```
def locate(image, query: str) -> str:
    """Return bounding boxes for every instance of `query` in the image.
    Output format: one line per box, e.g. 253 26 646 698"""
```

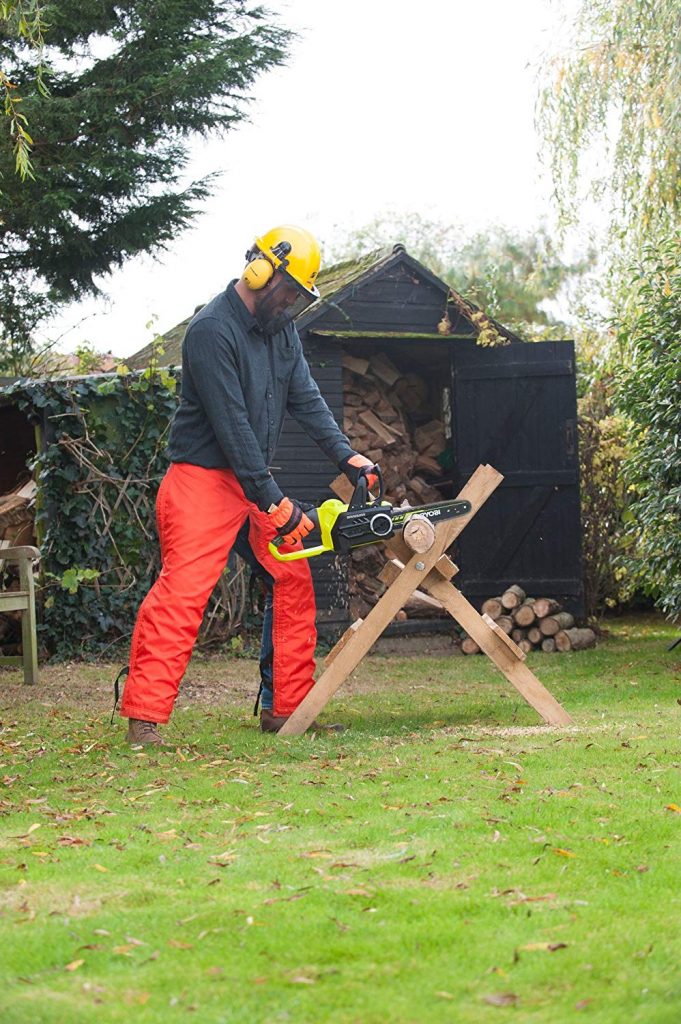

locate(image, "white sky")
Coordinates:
40 0 571 358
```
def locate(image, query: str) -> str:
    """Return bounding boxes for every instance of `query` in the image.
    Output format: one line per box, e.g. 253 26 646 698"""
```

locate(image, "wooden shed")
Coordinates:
128 244 583 632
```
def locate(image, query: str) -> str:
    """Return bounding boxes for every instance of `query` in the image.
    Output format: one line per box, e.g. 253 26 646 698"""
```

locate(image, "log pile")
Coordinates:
339 352 450 622
342 352 448 506
0 478 37 649
462 585 596 654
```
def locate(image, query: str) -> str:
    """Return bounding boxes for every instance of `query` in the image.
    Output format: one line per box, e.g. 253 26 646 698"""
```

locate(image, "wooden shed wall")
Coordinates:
305 260 475 337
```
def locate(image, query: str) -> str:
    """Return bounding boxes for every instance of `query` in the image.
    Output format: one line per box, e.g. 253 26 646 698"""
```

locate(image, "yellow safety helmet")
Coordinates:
243 225 321 304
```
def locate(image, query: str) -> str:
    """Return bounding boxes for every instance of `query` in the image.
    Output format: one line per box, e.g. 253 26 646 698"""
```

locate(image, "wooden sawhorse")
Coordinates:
279 464 572 735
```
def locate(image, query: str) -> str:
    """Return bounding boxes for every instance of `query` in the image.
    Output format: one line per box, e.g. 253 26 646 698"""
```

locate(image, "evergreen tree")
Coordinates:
0 1 291 369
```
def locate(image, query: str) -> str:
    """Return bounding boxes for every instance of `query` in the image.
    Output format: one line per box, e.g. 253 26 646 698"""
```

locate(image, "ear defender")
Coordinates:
242 256 274 290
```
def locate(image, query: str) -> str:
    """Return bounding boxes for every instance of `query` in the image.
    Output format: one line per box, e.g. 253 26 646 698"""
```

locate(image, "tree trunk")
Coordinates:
501 584 526 610
533 597 561 619
461 636 481 655
555 627 597 652
513 600 536 627
481 597 503 620
539 611 576 637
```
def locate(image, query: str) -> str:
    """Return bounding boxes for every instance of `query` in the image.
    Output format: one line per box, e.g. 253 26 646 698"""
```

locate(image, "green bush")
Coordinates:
577 376 633 618
615 237 681 621
7 369 179 658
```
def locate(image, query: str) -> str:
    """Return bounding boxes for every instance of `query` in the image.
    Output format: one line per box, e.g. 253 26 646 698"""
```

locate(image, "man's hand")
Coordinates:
267 496 315 545
340 453 380 491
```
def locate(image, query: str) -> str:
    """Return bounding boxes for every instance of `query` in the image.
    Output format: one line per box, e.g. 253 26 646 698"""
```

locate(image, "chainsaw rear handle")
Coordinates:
269 499 347 561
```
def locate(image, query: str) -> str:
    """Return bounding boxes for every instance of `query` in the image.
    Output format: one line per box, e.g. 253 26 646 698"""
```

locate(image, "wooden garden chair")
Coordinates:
0 545 41 684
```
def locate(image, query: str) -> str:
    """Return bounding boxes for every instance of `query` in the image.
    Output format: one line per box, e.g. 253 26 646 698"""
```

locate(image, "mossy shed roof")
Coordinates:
125 245 517 370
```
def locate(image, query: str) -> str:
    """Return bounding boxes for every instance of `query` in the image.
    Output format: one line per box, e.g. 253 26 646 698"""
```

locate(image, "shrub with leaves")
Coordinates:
615 237 681 621
5 366 248 658
577 376 632 618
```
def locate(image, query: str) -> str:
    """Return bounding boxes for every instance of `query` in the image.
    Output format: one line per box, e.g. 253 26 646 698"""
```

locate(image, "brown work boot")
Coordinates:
126 718 165 745
260 709 344 735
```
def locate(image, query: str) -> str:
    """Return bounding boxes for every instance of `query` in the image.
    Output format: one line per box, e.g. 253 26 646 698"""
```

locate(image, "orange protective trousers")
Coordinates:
120 462 316 722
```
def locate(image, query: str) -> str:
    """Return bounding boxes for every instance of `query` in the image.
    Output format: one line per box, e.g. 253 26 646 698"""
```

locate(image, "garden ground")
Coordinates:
0 614 680 1023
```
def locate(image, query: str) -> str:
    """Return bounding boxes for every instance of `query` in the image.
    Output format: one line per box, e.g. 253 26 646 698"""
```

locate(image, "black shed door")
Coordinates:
450 339 583 613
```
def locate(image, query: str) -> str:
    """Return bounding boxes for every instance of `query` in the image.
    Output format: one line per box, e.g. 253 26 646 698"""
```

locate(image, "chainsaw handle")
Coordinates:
269 504 320 550
268 498 346 561
349 464 383 510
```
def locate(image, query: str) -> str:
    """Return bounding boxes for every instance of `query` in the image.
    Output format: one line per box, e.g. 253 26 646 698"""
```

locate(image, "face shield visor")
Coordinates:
254 268 320 335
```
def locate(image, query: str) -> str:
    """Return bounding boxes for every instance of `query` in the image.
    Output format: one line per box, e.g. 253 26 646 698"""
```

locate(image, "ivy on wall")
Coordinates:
4 367 248 660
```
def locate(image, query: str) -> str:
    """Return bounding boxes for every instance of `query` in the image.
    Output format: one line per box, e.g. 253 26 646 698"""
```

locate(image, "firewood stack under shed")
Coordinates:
338 352 450 622
462 585 596 654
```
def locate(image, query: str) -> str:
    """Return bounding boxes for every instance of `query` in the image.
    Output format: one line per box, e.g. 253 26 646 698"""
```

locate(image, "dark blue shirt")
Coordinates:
166 281 353 510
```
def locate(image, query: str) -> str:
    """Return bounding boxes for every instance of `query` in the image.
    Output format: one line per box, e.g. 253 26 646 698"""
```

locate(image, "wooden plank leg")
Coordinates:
278 552 439 735
421 576 573 726
19 556 38 685
279 464 505 736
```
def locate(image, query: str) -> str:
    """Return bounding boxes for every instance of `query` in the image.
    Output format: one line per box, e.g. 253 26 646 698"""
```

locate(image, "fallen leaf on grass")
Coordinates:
124 990 150 1006
65 959 84 972
553 848 576 858
665 803 681 814
518 942 568 953
22 823 42 836
92 863 108 873
290 975 316 985
168 939 193 949
58 835 91 847
435 991 454 999
113 945 135 956
300 850 332 859
483 992 518 1006
345 887 373 897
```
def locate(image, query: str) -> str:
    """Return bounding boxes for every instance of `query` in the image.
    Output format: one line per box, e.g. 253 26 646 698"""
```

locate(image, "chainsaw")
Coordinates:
268 466 471 562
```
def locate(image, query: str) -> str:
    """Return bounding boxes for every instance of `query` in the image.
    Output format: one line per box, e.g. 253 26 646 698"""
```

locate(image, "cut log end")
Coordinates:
402 514 436 554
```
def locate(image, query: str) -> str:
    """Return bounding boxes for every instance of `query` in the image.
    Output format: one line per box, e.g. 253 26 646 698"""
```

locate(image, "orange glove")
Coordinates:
340 454 380 491
267 496 315 545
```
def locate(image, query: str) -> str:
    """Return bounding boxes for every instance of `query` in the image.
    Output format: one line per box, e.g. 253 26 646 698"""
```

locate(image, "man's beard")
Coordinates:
253 286 293 336
255 307 293 336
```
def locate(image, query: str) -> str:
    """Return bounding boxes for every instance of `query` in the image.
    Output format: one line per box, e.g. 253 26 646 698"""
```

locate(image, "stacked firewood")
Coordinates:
0 478 37 649
342 352 447 506
339 352 449 621
462 584 596 654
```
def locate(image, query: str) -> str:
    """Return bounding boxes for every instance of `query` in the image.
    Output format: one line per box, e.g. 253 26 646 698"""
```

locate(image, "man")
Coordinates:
120 225 374 743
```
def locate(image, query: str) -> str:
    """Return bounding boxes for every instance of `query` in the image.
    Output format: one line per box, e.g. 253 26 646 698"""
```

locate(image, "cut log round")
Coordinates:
461 636 481 655
555 627 597 652
541 638 556 653
501 585 526 610
496 615 514 635
527 626 542 645
533 597 561 619
402 514 436 553
539 612 576 637
511 628 526 644
481 597 503 620
518 639 533 655
513 601 536 628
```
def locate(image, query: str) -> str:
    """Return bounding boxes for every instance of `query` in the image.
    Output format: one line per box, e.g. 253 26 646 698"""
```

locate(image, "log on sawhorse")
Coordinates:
278 464 573 736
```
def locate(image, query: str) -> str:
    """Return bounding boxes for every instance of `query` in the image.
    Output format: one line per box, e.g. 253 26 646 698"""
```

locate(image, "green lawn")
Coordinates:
1 614 680 1023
